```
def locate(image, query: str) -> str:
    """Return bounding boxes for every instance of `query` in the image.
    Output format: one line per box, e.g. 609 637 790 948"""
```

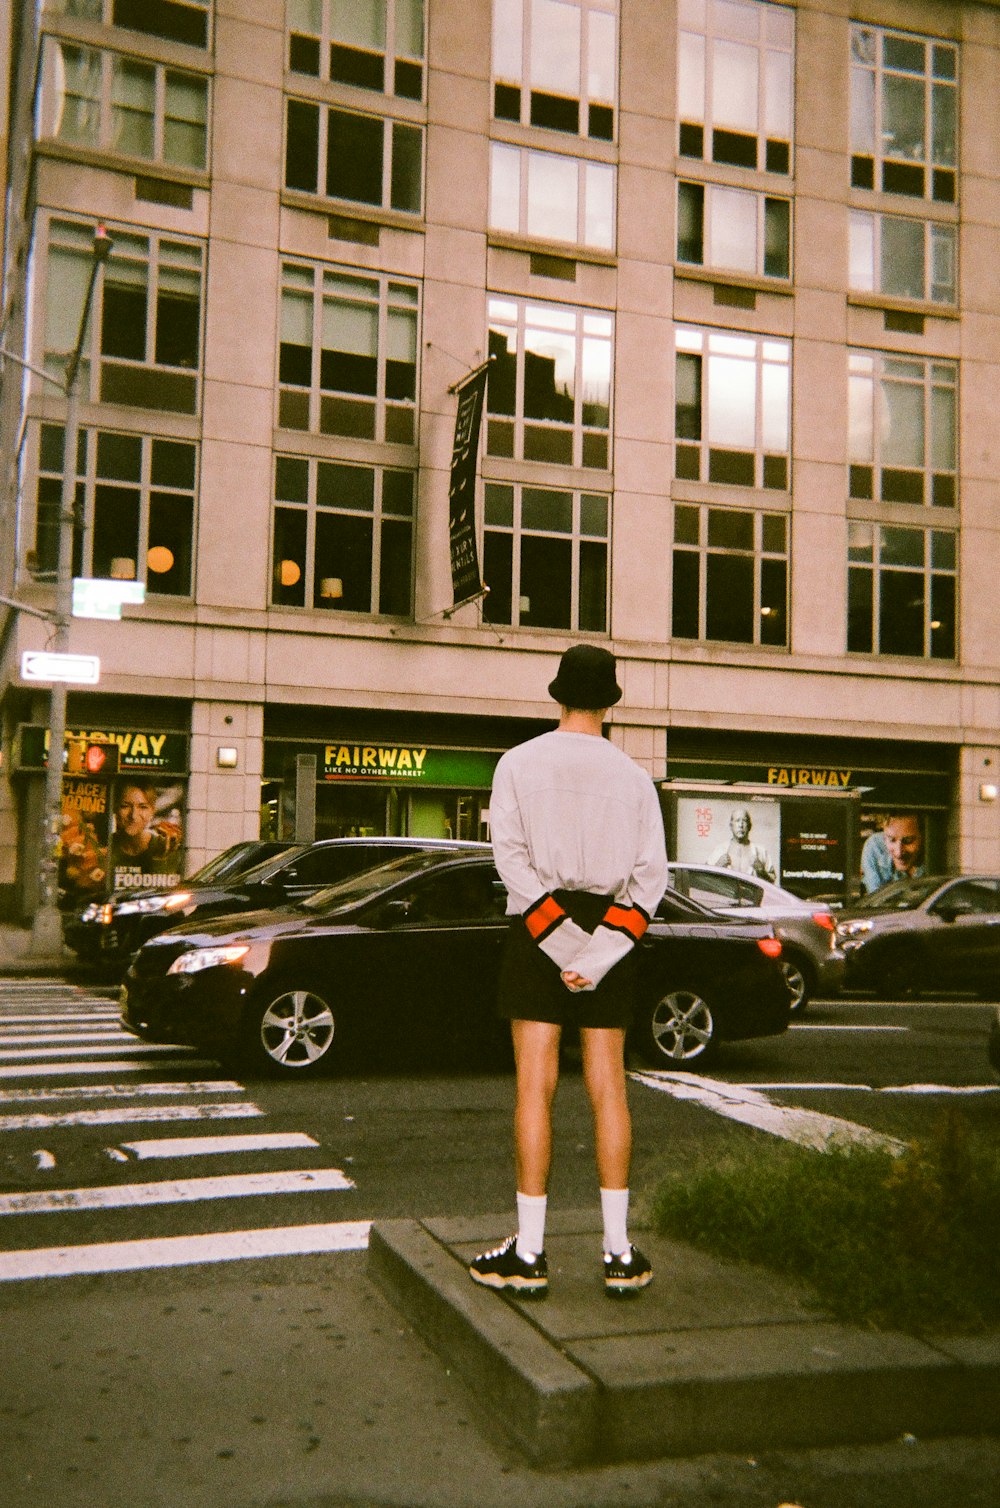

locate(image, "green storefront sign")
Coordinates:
322 742 500 786
15 724 189 775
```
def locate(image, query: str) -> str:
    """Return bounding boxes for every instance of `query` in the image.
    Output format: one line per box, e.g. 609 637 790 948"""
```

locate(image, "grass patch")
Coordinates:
647 1106 1000 1335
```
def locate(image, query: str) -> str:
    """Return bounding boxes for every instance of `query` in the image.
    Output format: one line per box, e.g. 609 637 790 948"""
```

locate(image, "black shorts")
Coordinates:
496 890 638 1031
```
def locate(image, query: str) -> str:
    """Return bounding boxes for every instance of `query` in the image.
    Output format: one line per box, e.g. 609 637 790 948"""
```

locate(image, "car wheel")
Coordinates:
636 985 718 1067
780 954 814 1015
245 984 339 1076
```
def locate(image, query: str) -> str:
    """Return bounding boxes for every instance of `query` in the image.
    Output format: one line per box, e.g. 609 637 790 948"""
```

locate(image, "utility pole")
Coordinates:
0 224 113 955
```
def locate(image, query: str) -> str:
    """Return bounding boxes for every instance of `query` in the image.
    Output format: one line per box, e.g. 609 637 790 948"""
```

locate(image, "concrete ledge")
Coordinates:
368 1219 598 1467
370 1213 1000 1467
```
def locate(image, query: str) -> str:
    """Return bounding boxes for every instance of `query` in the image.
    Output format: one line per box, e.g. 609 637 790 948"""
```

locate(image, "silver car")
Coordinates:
666 862 844 1012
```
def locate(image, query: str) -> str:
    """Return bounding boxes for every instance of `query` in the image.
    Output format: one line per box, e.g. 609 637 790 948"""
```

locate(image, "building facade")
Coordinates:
1 0 999 919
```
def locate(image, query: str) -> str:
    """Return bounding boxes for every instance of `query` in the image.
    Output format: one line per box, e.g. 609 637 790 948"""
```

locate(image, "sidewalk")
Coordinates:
370 1207 1000 1469
0 921 75 976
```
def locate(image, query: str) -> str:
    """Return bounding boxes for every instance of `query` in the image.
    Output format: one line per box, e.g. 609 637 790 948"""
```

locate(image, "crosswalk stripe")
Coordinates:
0 1058 214 1080
0 1043 191 1061
0 1167 355 1215
0 1102 264 1132
0 1221 372 1282
0 1013 120 1024
118 1132 320 1159
0 1080 244 1104
0 1031 139 1046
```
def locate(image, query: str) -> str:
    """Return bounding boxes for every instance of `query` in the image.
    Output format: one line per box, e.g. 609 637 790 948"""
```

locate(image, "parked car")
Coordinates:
63 840 295 965
77 836 489 975
835 873 1000 997
121 850 791 1076
666 862 843 1012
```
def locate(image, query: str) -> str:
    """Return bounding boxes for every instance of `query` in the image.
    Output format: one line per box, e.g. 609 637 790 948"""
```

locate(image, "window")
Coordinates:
482 482 608 631
284 97 422 212
847 522 956 658
850 24 957 202
490 142 615 251
677 180 789 278
272 454 413 616
33 423 195 596
278 263 418 443
487 297 612 469
52 0 211 48
492 0 617 141
849 211 955 305
678 0 794 174
287 0 425 100
43 218 203 414
672 502 787 645
848 352 956 507
675 327 790 488
38 39 209 170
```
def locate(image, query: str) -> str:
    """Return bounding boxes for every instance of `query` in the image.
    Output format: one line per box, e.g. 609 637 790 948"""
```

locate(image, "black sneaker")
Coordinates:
469 1235 548 1296
604 1244 653 1296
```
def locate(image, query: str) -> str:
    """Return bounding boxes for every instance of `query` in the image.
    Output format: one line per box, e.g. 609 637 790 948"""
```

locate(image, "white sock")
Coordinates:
600 1186 630 1257
516 1191 547 1259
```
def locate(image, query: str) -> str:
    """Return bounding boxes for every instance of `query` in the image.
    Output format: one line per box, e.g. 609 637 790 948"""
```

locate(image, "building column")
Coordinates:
187 701 265 871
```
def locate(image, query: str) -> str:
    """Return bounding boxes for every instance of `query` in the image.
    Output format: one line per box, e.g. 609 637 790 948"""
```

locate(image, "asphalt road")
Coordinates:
1 977 997 1507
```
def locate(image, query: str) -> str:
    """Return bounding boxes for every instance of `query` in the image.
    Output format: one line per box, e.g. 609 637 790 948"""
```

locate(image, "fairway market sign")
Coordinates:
322 743 499 785
15 724 189 774
766 767 853 788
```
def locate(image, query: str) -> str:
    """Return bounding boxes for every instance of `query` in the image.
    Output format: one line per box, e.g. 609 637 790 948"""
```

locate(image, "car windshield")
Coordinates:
218 844 312 885
852 875 944 912
298 850 482 914
184 842 290 885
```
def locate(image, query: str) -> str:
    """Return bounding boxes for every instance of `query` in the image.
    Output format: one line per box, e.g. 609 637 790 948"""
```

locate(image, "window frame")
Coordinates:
51 0 212 49
37 37 211 172
486 295 614 471
849 209 956 306
848 349 958 509
286 0 426 101
277 260 420 445
674 325 791 491
270 451 415 618
676 178 791 280
847 520 957 660
489 140 616 252
671 500 789 648
40 214 205 416
283 94 424 214
481 479 610 633
677 0 795 176
850 22 958 204
492 0 619 143
28 421 197 599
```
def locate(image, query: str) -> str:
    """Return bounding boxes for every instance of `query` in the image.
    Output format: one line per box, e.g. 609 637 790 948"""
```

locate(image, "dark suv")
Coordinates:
73 837 489 976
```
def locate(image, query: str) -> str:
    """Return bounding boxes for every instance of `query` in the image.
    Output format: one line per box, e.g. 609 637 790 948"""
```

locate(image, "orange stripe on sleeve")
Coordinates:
601 904 648 942
523 893 567 942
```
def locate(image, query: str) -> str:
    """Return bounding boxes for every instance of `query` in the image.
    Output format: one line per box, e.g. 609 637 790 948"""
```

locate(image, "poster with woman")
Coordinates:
58 779 112 909
109 780 185 893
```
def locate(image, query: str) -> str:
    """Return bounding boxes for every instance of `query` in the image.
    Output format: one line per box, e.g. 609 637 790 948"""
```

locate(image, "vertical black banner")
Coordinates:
448 363 490 609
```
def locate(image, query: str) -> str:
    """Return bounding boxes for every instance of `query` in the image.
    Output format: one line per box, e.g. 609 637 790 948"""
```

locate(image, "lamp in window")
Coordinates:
276 559 301 587
110 557 136 579
147 546 174 575
320 577 343 600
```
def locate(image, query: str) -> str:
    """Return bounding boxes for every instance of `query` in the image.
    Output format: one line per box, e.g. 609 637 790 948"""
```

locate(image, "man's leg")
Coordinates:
580 1025 652 1293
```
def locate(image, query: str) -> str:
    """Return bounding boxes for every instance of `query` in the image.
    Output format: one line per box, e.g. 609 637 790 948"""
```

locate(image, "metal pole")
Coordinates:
29 225 112 956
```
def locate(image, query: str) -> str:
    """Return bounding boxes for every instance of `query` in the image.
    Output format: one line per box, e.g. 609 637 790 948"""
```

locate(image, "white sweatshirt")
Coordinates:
490 729 669 988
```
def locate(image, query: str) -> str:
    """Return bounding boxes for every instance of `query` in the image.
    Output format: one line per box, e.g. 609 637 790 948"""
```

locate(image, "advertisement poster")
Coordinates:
676 797 781 883
59 778 113 909
108 779 185 893
779 802 848 901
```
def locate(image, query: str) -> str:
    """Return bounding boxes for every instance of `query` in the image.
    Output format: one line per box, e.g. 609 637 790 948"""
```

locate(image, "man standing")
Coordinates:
861 812 925 893
469 645 668 1299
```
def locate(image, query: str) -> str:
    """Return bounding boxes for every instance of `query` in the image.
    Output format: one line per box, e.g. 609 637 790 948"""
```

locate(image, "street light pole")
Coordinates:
26 224 112 955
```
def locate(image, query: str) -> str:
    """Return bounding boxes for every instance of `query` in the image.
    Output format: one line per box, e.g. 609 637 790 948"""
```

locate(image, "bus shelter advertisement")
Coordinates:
675 795 849 901
59 779 184 908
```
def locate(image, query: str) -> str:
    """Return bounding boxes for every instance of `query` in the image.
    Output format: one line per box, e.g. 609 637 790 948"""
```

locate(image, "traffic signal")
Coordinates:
65 740 120 776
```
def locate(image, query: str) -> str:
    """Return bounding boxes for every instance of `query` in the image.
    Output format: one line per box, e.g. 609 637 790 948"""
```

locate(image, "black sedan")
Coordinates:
64 839 294 966
77 836 487 975
836 873 1000 997
121 850 791 1077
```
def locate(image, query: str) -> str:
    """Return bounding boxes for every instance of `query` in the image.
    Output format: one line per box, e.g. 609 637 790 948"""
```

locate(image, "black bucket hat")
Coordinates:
548 644 622 710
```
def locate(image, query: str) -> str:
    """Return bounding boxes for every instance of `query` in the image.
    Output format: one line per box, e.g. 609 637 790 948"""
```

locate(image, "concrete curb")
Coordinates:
370 1213 1000 1467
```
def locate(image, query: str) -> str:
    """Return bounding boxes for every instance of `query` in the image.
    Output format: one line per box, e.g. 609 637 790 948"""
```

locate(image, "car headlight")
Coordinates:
167 944 250 976
117 891 193 918
836 919 873 940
